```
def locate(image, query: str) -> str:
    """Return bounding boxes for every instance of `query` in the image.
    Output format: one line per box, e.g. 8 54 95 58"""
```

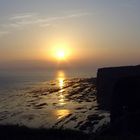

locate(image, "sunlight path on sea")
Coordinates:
54 71 71 120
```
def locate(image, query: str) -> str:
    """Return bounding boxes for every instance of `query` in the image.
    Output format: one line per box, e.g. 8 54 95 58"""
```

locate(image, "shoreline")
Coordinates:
0 77 109 134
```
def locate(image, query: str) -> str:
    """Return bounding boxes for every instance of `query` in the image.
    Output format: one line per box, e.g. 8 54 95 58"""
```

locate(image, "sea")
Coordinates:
0 69 109 134
0 69 96 94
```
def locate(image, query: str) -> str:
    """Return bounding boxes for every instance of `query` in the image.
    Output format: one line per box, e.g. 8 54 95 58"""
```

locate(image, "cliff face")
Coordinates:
97 65 140 110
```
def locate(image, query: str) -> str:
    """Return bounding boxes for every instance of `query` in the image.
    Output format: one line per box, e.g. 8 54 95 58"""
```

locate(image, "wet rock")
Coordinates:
34 103 48 109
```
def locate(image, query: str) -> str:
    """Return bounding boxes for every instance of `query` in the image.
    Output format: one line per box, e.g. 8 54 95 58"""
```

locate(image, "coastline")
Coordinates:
0 77 109 134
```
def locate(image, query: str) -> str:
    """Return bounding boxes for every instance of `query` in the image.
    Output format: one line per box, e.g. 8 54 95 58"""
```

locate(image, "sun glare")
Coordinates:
46 41 73 62
57 50 65 60
52 43 70 61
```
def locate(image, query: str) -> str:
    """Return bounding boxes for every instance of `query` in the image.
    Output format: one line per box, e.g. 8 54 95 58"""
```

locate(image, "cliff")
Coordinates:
97 65 140 110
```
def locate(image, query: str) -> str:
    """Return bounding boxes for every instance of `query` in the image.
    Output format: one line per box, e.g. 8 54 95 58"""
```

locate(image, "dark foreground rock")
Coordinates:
96 65 140 139
0 125 89 140
97 65 140 110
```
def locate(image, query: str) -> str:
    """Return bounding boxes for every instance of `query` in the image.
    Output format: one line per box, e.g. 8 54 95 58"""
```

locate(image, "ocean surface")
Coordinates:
0 70 96 94
0 70 109 133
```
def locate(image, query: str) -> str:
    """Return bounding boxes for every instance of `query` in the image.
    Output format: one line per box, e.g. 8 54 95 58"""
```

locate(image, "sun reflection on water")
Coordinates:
54 71 71 119
55 109 71 120
59 78 64 89
57 71 66 106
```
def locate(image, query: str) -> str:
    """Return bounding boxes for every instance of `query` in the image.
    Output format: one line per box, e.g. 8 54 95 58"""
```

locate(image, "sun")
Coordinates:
57 50 65 60
54 46 69 61
47 41 72 61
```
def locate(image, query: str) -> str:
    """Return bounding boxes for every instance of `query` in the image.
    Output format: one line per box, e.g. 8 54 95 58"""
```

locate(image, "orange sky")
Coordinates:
0 0 140 71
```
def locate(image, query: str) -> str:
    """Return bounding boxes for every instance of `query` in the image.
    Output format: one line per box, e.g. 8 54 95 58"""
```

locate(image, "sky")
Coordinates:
0 0 140 71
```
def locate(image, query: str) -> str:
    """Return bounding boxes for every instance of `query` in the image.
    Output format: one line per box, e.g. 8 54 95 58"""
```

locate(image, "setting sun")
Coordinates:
57 50 65 60
48 42 72 62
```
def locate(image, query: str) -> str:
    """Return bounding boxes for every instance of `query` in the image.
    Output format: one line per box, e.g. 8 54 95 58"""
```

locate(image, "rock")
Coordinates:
111 76 140 123
97 65 140 110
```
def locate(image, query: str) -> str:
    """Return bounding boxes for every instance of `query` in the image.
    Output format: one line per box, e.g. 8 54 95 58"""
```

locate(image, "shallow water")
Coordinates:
0 75 110 133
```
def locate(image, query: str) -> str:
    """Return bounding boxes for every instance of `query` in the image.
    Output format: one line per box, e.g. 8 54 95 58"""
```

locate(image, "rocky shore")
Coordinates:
0 78 109 134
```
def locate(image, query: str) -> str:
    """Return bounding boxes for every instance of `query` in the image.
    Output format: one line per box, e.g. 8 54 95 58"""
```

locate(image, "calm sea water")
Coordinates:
0 70 96 94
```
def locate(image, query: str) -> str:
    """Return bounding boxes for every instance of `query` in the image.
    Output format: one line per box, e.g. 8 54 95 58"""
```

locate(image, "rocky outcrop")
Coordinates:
97 65 140 110
110 76 140 123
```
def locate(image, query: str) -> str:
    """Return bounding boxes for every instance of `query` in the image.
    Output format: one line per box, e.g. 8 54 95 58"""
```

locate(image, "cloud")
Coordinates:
10 14 34 20
39 23 50 27
0 31 10 37
34 12 91 27
0 12 91 37
37 12 91 23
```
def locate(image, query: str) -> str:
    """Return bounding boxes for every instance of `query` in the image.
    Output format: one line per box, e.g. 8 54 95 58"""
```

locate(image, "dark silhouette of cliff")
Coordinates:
111 76 140 135
97 65 140 110
95 65 140 139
